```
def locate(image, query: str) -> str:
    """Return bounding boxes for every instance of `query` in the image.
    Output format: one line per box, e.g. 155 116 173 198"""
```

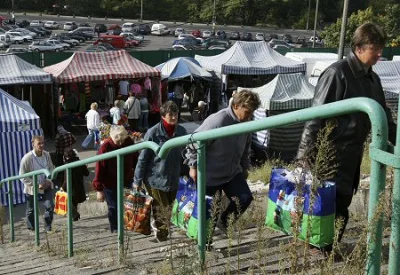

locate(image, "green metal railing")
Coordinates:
1 97 399 274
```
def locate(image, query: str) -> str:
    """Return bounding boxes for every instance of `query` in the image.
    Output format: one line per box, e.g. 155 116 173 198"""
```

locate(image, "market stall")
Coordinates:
0 88 43 206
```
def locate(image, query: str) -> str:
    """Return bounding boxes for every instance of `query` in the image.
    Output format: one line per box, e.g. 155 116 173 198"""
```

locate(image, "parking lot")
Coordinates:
0 12 316 54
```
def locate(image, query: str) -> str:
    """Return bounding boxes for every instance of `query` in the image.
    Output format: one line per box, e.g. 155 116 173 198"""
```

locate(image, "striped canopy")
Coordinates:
238 73 314 110
0 54 52 85
44 50 160 83
195 41 306 75
0 88 41 132
0 89 43 206
155 57 212 80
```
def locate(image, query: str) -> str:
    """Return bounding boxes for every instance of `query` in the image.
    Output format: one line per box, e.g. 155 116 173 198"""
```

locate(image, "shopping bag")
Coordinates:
124 191 153 235
54 191 68 216
171 177 197 229
265 168 336 248
187 194 213 240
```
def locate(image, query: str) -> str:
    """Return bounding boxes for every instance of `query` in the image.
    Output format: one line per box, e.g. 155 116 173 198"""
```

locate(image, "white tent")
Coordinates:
0 88 43 206
195 41 306 75
155 57 212 80
285 52 338 77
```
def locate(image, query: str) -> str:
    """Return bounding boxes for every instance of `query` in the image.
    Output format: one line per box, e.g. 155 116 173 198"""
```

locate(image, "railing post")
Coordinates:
197 141 206 269
33 175 40 246
7 181 15 242
388 97 400 275
66 168 73 257
117 155 125 261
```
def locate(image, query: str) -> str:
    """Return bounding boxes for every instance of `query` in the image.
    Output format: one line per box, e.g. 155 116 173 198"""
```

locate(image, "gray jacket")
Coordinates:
133 122 187 192
185 103 251 186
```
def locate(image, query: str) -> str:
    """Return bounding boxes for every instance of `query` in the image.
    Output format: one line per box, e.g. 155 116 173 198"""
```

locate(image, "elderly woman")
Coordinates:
82 102 101 150
93 126 138 233
133 101 187 242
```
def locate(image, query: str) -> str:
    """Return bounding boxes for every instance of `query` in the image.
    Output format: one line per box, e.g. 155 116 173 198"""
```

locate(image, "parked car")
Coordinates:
241 32 253 41
174 28 185 37
151 24 169 35
255 33 265 41
69 27 95 38
55 33 83 44
6 47 30 53
273 44 292 50
178 33 195 40
172 44 192 50
26 26 46 37
29 41 64 52
208 45 228 50
94 23 107 33
6 31 32 42
0 34 11 48
309 36 321 43
86 45 108 52
191 29 201 38
94 35 128 49
282 34 293 43
120 32 144 42
7 32 24 44
202 30 212 38
30 20 44 27
173 37 201 48
47 39 71 50
15 28 37 38
79 22 91 27
134 24 151 35
44 21 59 29
216 30 227 39
124 37 140 47
202 38 230 49
97 43 117 51
63 22 77 31
36 26 52 35
122 22 136 33
268 39 292 49
70 31 93 40
229 31 240 40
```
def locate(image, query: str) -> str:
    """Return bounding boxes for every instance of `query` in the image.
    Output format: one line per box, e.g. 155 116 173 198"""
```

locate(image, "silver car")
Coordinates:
29 41 64 52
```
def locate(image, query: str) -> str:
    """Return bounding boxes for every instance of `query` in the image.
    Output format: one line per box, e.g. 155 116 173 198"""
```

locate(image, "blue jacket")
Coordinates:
134 122 187 191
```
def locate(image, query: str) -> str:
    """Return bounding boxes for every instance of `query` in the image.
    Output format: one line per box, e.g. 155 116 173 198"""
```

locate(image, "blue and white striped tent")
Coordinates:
195 41 306 75
0 54 52 85
0 89 43 206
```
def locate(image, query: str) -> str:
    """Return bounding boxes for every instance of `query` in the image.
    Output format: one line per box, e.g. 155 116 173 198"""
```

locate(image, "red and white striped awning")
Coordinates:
43 50 160 83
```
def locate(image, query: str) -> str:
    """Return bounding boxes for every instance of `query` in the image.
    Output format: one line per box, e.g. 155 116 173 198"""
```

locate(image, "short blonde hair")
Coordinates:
90 102 98 110
109 126 128 143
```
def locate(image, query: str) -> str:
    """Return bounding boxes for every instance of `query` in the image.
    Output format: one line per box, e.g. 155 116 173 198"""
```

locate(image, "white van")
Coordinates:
151 24 169 36
122 22 135 33
0 34 12 48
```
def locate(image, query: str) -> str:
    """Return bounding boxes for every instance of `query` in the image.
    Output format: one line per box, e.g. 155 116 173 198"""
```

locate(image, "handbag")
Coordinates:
265 168 336 248
124 190 153 235
54 191 68 216
171 177 196 230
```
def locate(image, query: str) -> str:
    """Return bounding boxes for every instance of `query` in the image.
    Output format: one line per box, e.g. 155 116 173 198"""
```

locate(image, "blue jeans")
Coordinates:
81 129 99 149
206 173 253 228
26 189 55 231
103 188 118 232
139 111 149 131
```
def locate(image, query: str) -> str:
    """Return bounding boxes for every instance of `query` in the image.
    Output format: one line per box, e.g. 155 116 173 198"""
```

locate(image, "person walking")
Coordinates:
138 93 149 132
184 90 260 236
19 136 55 232
172 82 184 120
62 148 90 221
93 126 138 233
297 23 397 244
81 102 101 150
55 125 76 166
133 101 187 241
124 92 141 131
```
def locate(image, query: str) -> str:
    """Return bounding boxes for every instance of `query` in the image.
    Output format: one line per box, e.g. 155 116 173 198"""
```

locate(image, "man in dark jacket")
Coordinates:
297 23 397 242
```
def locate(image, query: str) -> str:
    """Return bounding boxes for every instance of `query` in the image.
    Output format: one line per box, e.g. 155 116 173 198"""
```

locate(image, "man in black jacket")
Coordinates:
297 23 397 242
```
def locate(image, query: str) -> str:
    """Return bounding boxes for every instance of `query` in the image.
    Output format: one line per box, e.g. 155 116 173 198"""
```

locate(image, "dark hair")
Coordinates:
351 23 386 51
232 89 261 112
160 100 179 117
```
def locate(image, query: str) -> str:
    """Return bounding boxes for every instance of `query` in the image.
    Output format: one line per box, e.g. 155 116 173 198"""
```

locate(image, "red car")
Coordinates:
191 30 201 38
125 38 139 47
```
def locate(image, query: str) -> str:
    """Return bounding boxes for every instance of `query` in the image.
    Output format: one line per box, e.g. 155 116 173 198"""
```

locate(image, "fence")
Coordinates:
1 97 399 274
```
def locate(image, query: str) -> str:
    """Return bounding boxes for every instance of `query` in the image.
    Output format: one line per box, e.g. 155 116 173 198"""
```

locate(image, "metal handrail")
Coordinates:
1 97 399 274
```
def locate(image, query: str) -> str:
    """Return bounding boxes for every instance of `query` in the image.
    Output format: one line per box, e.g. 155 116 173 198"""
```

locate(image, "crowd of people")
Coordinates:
17 23 396 254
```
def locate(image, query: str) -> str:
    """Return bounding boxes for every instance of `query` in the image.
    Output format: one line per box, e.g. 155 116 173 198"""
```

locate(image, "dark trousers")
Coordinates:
26 189 55 231
336 193 353 242
104 188 118 232
206 173 253 228
174 98 184 120
128 118 139 132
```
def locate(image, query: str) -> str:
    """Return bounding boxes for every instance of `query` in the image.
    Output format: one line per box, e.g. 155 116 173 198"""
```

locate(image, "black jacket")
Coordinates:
63 156 90 204
297 51 396 196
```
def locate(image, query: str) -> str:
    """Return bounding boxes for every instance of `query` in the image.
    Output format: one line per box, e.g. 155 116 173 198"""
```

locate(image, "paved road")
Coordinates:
0 11 315 52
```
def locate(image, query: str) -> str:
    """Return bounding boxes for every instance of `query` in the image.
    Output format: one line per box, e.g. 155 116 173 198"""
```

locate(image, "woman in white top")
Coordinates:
81 102 101 150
